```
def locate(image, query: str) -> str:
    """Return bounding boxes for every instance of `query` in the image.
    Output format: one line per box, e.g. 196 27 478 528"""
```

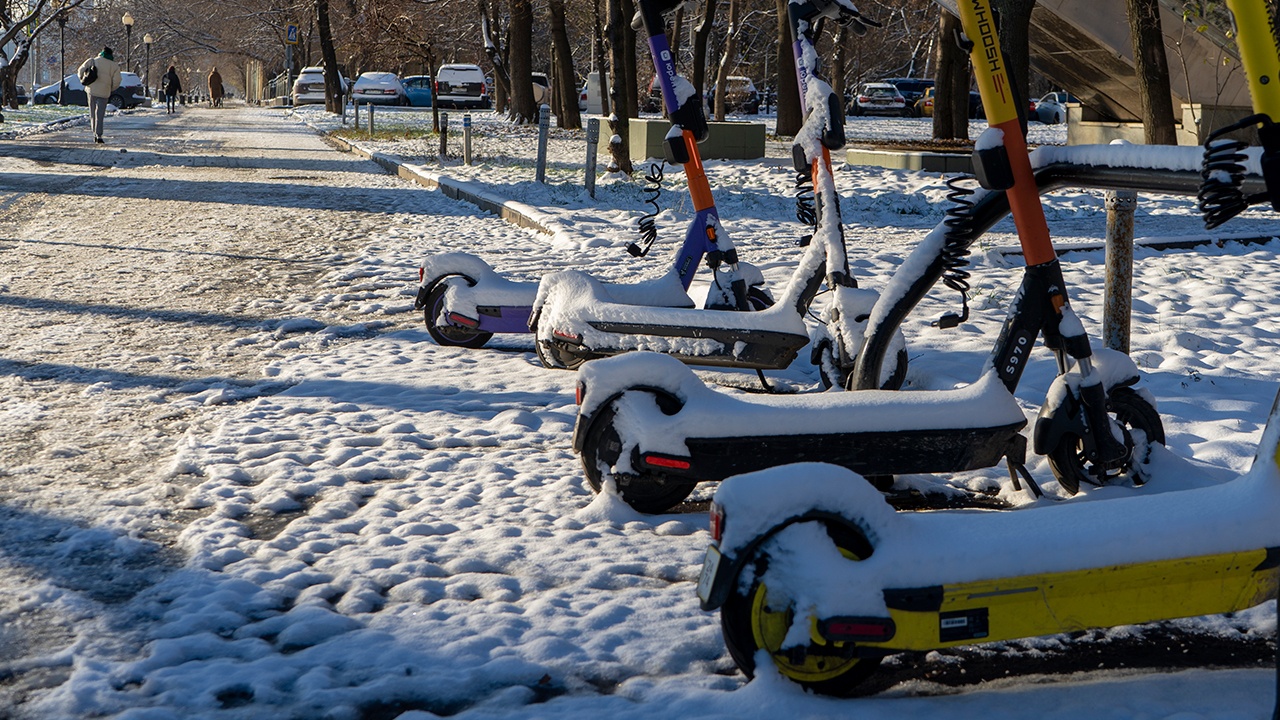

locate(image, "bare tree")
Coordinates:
773 0 801 136
316 0 343 112
1127 0 1177 144
548 0 582 128
933 10 968 140
691 0 718 96
509 0 536 121
605 0 632 175
711 0 741 121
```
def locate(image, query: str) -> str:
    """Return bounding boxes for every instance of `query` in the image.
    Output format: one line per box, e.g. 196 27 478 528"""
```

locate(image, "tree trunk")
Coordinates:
315 0 343 113
832 25 849 114
712 0 741 121
509 0 536 122
994 0 1035 137
933 10 969 140
773 0 801 137
1126 0 1177 144
592 0 611 117
671 8 684 73
692 0 718 97
621 0 639 120
549 0 582 128
606 0 633 175
481 0 512 115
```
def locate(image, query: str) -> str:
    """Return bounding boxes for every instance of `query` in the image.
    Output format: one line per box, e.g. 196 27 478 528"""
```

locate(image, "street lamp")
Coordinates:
143 33 153 96
121 13 134 73
57 8 68 105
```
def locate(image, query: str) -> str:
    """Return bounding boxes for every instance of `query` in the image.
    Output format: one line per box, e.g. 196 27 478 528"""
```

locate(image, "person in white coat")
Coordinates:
78 47 122 144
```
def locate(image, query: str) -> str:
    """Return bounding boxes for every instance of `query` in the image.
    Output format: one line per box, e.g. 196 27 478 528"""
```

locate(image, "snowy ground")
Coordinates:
0 101 1276 719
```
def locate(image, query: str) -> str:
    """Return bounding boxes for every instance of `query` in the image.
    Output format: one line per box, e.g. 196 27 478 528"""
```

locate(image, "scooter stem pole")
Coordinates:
1226 0 1280 121
958 0 1056 268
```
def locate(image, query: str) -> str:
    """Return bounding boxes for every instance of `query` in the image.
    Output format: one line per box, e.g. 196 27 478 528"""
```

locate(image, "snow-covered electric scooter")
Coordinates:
695 1 1280 702
529 0 907 389
414 15 768 354
570 0 1262 513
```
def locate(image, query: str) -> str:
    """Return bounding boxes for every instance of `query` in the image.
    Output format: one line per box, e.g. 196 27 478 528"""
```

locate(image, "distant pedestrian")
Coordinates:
208 67 223 108
78 47 122 144
161 65 182 114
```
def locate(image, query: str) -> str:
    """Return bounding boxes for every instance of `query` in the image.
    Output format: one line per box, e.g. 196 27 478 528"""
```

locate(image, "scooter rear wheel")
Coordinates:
579 397 696 513
424 279 493 349
1047 387 1165 496
721 521 881 696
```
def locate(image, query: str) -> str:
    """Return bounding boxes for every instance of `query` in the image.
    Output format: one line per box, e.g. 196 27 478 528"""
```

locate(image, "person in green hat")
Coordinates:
78 46 122 144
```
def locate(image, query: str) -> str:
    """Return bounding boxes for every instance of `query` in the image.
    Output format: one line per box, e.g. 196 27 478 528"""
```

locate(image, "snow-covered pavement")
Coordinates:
0 102 1276 719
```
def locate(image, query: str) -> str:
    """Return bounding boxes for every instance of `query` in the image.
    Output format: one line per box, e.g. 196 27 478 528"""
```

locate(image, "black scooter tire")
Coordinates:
721 521 881 696
423 279 493 349
1047 387 1165 496
579 398 696 513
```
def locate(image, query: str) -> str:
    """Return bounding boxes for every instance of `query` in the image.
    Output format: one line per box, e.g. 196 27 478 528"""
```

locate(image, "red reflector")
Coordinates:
643 454 691 470
709 502 725 541
446 312 480 328
575 382 584 405
552 329 581 343
419 267 425 283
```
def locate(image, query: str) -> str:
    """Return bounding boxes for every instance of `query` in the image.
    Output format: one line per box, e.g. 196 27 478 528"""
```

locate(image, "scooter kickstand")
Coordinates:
1007 460 1045 499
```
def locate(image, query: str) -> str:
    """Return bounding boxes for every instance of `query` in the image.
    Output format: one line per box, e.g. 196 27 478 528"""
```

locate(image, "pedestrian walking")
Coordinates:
208 67 224 108
161 66 182 114
78 47 121 144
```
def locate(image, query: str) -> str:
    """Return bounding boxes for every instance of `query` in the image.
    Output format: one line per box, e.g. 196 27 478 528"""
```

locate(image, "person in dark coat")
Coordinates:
208 67 224 107
161 66 182 114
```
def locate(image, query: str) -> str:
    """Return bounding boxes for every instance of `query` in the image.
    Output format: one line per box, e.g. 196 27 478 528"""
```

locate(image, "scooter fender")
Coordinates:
418 252 502 290
1032 348 1143 456
698 509 872 612
572 353 700 452
571 385 685 454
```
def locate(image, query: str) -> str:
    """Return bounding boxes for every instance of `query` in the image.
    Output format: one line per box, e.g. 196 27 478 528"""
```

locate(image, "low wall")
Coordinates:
600 118 767 162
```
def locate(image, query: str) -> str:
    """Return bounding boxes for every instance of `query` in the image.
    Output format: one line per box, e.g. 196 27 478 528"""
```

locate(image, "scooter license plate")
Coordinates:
696 545 722 604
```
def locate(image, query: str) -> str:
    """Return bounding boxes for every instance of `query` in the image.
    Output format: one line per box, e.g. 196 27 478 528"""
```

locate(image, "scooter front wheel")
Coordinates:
1047 387 1165 496
423 279 493 349
579 396 696 513
720 521 881 695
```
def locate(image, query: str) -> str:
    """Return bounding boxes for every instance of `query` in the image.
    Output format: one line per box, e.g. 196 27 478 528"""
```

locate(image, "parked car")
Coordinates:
851 82 909 117
15 84 28 105
435 64 489 109
531 72 551 106
402 75 433 107
914 87 985 119
883 77 934 117
578 82 588 111
292 67 348 105
351 72 409 106
709 76 760 114
1035 91 1079 124
34 72 146 108
641 75 664 113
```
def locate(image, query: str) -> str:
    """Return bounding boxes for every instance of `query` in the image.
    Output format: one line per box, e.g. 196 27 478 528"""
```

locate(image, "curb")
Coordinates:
326 134 561 238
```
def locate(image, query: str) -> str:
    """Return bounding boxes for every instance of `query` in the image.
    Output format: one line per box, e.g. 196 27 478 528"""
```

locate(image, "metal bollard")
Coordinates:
463 114 472 166
535 104 550 184
439 113 449 158
1103 190 1138 354
353 101 359 128
367 103 374 135
585 117 600 198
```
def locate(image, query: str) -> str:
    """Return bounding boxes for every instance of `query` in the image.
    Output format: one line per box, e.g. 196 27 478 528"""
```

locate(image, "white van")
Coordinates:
435 64 489 109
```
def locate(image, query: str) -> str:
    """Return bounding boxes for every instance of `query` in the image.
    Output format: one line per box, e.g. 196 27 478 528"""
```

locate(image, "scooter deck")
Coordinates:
546 321 812 370
832 546 1279 655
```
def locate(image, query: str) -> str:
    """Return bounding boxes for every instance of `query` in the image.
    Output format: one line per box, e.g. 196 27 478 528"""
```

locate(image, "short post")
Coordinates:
463 114 473 166
353 101 360 128
585 117 600 198
439 112 449 158
1103 190 1137 354
535 104 551 184
367 103 374 135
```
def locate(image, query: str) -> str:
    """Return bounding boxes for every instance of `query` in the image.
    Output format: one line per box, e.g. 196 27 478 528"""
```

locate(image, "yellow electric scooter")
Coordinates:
696 0 1280 708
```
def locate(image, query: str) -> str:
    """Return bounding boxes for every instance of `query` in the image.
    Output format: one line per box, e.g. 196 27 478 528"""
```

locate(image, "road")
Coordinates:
0 103 531 709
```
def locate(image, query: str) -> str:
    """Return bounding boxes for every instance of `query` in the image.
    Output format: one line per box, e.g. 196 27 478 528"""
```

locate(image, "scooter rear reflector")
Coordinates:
575 382 585 406
709 501 725 541
446 312 480 329
818 616 896 642
642 453 692 470
552 329 582 344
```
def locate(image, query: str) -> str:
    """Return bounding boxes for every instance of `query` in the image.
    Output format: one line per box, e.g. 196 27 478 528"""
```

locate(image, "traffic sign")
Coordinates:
285 24 299 44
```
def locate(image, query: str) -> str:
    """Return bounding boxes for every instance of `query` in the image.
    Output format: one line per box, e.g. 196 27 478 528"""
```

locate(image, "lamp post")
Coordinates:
143 33 153 96
57 9 68 105
121 13 134 73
